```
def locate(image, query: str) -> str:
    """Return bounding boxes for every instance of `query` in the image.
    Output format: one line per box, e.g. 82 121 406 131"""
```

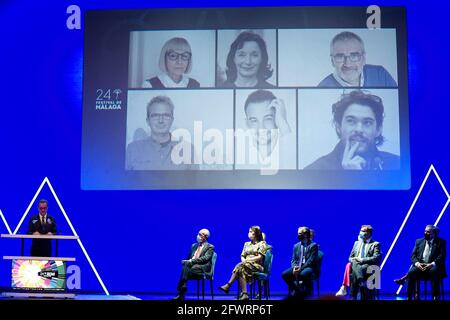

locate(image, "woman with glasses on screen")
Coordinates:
143 37 200 88
220 31 274 88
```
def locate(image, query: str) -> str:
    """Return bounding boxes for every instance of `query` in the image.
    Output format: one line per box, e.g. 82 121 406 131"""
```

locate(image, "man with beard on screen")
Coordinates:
304 90 400 170
318 31 397 88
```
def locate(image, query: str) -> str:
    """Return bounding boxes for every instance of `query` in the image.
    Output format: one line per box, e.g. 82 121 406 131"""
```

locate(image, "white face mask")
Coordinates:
197 235 204 243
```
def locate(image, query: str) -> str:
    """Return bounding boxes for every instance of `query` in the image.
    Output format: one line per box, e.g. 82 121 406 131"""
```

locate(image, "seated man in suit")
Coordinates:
27 199 57 257
348 225 381 299
174 228 215 300
406 225 447 300
282 226 319 298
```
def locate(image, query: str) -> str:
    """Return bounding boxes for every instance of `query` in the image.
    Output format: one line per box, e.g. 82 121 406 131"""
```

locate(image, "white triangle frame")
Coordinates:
0 209 13 235
4 166 445 296
378 164 449 295
11 177 110 295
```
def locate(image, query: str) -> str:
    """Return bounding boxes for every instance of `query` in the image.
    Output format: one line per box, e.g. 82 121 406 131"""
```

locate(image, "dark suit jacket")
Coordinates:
27 214 57 235
291 240 319 273
187 242 215 273
27 214 57 257
349 239 381 265
411 237 447 277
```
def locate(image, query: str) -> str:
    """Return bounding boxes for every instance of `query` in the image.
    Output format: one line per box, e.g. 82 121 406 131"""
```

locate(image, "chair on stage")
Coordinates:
187 252 217 300
312 250 324 297
412 275 445 300
250 250 274 300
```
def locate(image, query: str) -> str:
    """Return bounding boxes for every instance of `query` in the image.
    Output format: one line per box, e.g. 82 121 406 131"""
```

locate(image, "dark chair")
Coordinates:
360 286 380 300
250 250 274 300
350 266 380 300
188 252 217 300
312 250 324 297
414 277 445 300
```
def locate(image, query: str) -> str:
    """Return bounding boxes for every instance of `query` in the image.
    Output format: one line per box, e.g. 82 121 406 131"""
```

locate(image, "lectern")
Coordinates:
1 234 79 298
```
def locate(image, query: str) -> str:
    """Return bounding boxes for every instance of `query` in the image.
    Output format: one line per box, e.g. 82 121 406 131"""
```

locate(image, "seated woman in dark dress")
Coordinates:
219 226 268 300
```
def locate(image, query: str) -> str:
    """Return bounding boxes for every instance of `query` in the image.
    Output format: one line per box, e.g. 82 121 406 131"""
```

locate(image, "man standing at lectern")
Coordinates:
174 228 215 300
27 199 57 257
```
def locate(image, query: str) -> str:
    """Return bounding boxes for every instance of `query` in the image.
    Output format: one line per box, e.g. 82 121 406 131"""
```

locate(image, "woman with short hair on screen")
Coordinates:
220 31 274 88
219 226 268 300
143 37 200 88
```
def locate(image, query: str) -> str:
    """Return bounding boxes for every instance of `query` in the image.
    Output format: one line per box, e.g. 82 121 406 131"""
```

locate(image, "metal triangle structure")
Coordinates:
12 177 110 295
378 164 449 294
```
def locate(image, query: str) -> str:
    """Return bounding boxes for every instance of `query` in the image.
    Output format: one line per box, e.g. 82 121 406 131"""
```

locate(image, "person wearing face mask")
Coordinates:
404 225 447 300
219 226 268 300
281 226 319 298
173 229 215 300
344 225 382 300
304 90 400 170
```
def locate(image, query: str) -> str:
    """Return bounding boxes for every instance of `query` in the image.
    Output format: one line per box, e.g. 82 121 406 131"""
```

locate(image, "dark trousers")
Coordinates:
350 263 369 299
407 265 440 300
31 239 52 257
282 267 314 297
177 264 205 294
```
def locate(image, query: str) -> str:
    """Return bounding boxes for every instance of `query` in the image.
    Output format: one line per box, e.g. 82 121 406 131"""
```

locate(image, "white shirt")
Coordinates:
422 239 433 263
142 73 190 88
235 132 296 171
332 70 365 87
358 240 369 258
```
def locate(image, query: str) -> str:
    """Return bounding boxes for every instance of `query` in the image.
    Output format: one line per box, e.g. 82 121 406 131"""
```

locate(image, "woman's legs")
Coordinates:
343 262 352 287
220 271 238 293
239 275 248 294
239 275 249 300
226 271 239 286
336 262 352 296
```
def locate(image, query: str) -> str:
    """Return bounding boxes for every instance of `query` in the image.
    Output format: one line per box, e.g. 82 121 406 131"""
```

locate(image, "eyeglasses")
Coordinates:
166 51 191 61
331 52 364 63
149 113 173 120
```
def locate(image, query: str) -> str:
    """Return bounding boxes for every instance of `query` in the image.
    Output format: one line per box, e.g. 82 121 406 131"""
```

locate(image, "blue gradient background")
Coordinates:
0 0 448 297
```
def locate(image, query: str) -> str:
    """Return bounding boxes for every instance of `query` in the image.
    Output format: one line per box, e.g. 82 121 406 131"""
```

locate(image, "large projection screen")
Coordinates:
81 6 410 190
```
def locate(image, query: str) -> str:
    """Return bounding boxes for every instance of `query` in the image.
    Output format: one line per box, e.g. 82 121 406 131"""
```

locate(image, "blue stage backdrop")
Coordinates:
0 0 449 296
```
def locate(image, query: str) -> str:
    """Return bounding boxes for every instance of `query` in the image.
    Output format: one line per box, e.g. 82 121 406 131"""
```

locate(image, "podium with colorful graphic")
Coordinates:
1 234 79 298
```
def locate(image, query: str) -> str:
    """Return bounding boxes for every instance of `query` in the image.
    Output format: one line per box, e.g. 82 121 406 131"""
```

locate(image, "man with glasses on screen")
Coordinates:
318 31 397 87
304 90 400 170
125 95 197 170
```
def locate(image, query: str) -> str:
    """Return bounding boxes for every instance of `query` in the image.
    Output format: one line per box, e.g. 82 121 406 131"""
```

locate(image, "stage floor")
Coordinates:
133 292 449 301
0 292 448 300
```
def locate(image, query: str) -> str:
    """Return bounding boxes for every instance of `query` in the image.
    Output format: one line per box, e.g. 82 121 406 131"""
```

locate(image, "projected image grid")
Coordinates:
126 28 400 173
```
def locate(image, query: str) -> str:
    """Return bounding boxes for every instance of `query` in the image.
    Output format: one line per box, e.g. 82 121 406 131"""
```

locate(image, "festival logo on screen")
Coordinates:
11 259 66 291
95 88 123 110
